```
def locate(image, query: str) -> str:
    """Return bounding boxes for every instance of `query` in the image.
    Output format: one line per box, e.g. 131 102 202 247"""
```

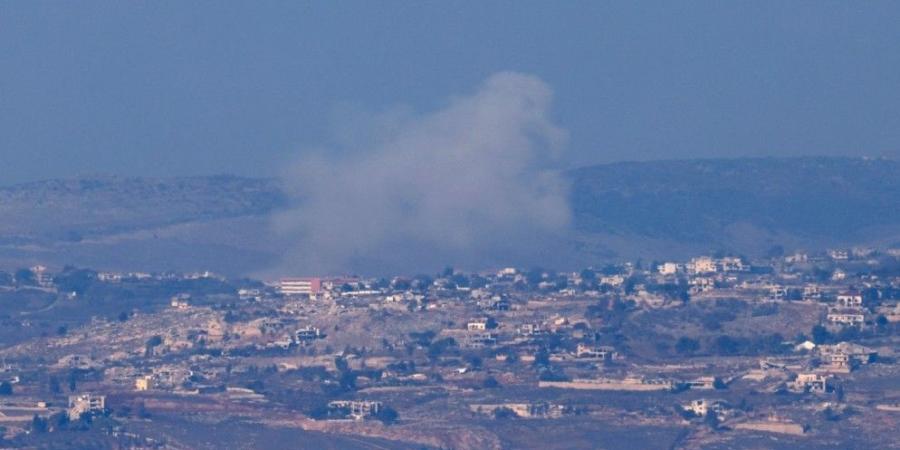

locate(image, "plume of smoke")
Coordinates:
272 72 572 275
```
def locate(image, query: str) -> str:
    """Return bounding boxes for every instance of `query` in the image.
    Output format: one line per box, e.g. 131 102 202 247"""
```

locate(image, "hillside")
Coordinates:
0 157 897 274
568 157 900 260
0 175 285 243
0 175 287 275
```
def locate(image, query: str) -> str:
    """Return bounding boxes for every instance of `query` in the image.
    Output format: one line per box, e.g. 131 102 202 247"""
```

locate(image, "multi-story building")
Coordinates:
836 291 863 308
328 400 383 420
657 262 680 276
278 278 321 299
575 344 617 360
827 309 865 327
466 332 497 348
295 326 322 344
688 257 718 275
68 394 105 420
788 373 829 393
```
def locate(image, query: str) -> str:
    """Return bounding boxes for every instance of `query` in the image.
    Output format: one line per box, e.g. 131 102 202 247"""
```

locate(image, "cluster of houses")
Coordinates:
0 245 896 438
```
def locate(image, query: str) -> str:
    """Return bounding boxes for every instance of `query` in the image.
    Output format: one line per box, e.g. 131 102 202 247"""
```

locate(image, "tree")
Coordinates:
68 371 77 391
427 337 457 360
145 335 164 356
412 275 433 292
714 335 741 355
580 269 596 282
391 278 411 290
146 335 163 347
53 267 97 296
675 337 700 355
469 275 488 289
372 278 390 289
525 267 545 287
136 401 150 418
811 325 832 344
15 268 35 286
409 330 436 347
0 382 12 395
375 406 399 425
31 415 48 433
704 410 720 430
49 376 61 394
223 311 239 323
338 371 357 391
53 412 69 430
533 349 550 367
623 278 637 295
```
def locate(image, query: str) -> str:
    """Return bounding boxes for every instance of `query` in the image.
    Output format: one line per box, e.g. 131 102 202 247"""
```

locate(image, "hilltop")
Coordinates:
0 175 287 275
0 157 897 274
568 156 900 261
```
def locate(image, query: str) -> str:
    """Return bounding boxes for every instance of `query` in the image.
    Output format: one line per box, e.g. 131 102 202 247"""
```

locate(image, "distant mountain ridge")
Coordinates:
0 174 286 244
0 157 897 274
568 156 900 259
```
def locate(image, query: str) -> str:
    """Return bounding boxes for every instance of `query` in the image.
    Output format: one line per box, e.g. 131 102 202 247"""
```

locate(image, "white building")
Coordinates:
688 257 718 275
575 344 617 360
328 400 383 420
788 373 829 393
827 309 865 327
690 277 715 294
802 285 822 301
30 265 55 287
684 399 710 416
68 394 105 420
599 275 625 287
658 262 680 275
238 288 262 301
466 332 497 348
836 292 863 308
785 252 809 264
295 326 322 343
718 257 747 272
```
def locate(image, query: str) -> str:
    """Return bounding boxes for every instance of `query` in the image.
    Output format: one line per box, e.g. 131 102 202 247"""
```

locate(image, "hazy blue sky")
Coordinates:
2 1 899 184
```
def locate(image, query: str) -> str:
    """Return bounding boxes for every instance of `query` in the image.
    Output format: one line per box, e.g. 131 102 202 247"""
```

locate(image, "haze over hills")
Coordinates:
0 157 897 275
0 175 287 275
568 157 900 261
0 175 286 243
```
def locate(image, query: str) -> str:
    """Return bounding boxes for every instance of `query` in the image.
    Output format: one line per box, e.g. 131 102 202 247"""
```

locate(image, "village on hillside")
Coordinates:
0 247 897 448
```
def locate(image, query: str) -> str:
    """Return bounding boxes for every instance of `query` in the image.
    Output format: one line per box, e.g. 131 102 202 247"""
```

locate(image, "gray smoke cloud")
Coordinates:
272 72 572 275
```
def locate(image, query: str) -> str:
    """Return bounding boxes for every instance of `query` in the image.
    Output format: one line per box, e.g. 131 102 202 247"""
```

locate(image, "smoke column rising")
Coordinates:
273 72 572 275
